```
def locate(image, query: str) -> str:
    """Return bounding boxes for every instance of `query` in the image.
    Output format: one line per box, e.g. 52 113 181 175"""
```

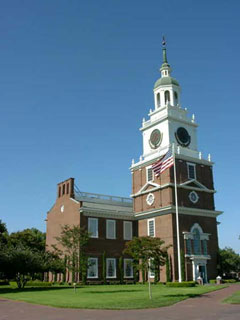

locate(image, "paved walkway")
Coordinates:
0 284 239 320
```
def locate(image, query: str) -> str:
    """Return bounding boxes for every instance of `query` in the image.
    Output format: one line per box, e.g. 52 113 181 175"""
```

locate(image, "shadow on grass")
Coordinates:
0 286 75 294
86 289 142 294
163 293 201 299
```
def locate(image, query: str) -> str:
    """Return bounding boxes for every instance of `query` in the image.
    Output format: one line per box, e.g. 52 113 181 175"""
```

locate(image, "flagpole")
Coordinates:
172 143 182 282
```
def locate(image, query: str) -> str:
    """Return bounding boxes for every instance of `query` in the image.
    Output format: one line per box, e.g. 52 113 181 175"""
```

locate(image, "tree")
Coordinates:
124 236 168 299
119 256 124 284
166 254 171 282
8 228 46 253
218 247 240 277
0 246 45 288
102 251 106 284
55 225 90 282
0 220 8 247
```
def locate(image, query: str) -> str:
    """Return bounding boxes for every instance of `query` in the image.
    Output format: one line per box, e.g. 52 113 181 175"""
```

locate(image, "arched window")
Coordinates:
193 228 201 255
156 93 160 107
174 91 178 104
58 186 61 198
164 90 170 104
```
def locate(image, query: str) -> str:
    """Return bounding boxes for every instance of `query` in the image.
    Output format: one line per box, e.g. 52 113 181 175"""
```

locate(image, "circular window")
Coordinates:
146 193 155 206
189 191 199 204
175 127 191 147
149 129 162 149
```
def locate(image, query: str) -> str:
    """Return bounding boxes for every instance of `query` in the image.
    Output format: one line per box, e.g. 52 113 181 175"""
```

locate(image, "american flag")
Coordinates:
152 149 174 177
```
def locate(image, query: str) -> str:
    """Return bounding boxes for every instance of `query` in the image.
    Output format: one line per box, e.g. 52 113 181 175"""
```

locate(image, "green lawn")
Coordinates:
223 290 240 304
0 284 227 309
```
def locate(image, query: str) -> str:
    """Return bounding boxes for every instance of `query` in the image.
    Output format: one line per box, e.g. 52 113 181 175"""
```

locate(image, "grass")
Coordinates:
0 284 227 309
223 290 240 304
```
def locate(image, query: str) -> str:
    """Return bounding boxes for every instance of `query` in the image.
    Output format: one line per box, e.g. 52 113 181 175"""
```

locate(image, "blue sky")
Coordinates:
0 0 239 253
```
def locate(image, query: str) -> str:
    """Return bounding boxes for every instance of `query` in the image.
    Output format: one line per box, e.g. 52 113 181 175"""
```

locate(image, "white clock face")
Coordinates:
189 191 199 204
149 129 162 149
146 193 155 206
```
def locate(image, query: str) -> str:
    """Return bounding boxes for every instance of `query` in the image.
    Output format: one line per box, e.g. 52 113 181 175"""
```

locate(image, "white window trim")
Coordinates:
87 257 98 279
123 221 132 240
146 165 154 182
106 258 116 279
106 219 116 239
187 162 196 180
148 218 155 237
124 259 133 278
88 217 98 238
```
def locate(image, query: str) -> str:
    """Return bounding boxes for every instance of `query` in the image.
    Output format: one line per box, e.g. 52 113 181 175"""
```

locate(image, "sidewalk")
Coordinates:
0 284 239 320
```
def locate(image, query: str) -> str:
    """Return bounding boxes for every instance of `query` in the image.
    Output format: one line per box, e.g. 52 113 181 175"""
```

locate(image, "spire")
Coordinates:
162 36 168 63
160 36 171 77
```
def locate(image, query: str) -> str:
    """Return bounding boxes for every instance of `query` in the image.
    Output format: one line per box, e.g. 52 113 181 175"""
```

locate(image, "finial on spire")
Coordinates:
162 36 166 47
162 36 168 64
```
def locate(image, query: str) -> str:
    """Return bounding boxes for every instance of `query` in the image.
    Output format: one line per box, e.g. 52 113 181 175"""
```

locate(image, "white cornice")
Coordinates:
134 205 223 220
131 181 215 198
131 153 213 171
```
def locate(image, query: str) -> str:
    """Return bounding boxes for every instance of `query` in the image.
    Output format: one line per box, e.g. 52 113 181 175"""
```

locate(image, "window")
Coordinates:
148 219 155 237
187 163 196 180
87 258 98 278
186 239 192 255
124 259 133 278
202 240 208 255
67 183 69 194
124 221 132 240
62 184 65 195
164 90 170 104
156 93 160 107
106 258 116 278
88 218 98 238
193 228 201 255
146 167 153 182
106 220 116 239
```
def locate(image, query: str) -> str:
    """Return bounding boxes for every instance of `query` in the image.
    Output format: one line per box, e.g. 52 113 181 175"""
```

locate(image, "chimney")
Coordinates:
57 178 74 199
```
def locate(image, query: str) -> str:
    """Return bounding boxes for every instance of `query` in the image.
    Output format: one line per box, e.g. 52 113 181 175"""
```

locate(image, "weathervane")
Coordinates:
162 36 166 47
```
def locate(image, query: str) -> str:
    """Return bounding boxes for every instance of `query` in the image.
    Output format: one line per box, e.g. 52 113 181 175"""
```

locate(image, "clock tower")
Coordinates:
131 43 222 283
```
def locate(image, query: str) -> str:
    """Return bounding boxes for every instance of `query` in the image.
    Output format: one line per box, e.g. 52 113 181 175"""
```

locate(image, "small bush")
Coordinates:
209 279 216 284
0 280 9 285
223 279 237 283
166 281 196 287
25 281 52 287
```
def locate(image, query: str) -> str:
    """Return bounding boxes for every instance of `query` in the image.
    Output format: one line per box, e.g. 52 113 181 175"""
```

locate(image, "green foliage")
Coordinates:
102 251 106 284
209 279 216 284
119 256 123 284
8 228 46 253
124 236 168 278
181 250 185 281
0 220 8 247
55 225 90 283
218 247 240 276
166 255 171 282
166 281 196 287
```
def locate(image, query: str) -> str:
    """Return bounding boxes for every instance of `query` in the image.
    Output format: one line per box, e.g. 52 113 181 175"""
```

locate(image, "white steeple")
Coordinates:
130 40 214 170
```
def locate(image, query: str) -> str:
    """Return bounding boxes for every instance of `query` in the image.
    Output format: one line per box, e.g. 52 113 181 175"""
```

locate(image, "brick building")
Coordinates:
46 44 222 283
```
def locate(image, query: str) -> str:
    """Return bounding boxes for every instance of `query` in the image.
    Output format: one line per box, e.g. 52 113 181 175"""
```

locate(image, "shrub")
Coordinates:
25 281 52 287
166 281 196 287
0 280 9 285
223 279 237 283
209 279 216 284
